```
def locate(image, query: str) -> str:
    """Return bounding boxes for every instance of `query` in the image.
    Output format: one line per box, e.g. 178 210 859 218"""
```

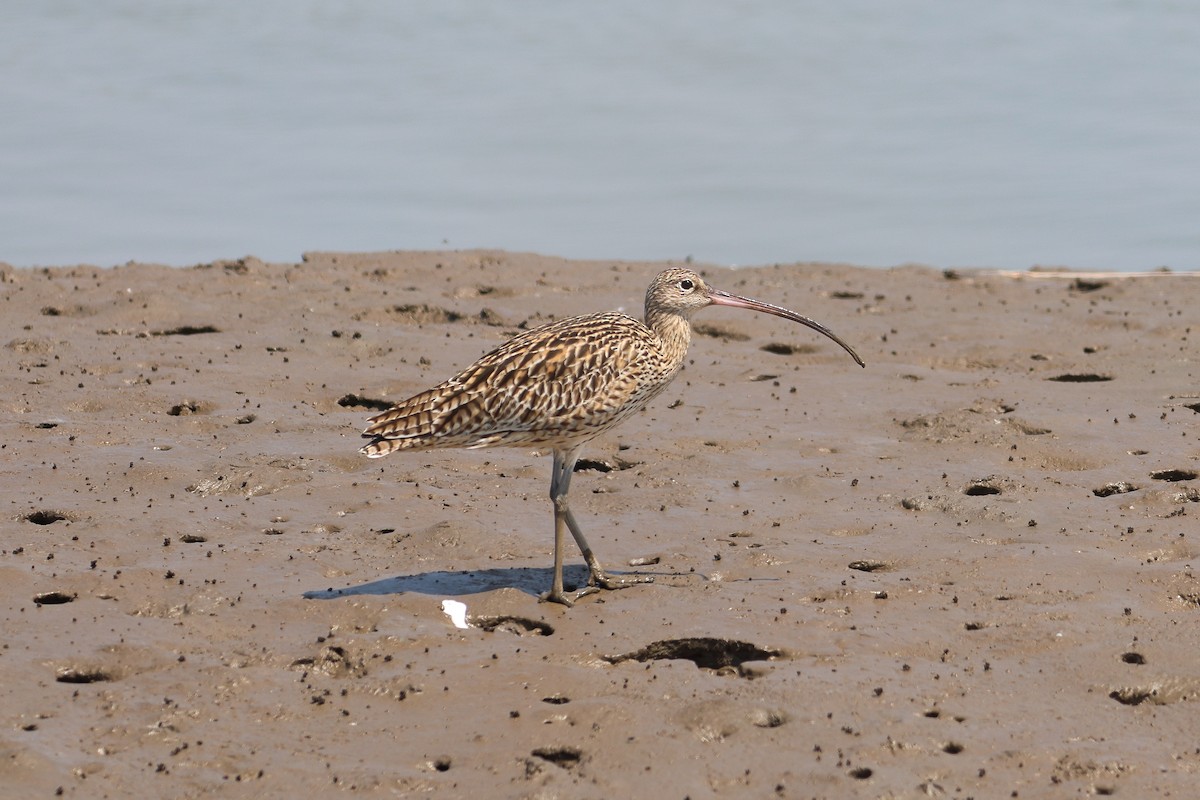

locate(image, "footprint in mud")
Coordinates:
1070 278 1109 292
760 342 817 356
848 560 893 573
186 457 314 497
167 400 212 416
337 393 394 412
1094 482 1138 497
963 479 1002 496
1109 687 1156 706
530 746 583 770
289 645 367 678
1109 677 1200 706
1047 373 1112 382
692 323 750 342
55 666 113 684
602 637 781 676
675 699 790 743
898 401 1051 445
749 708 787 728
1150 469 1198 482
33 591 76 605
389 303 464 324
40 304 94 317
151 325 220 336
474 616 555 636
25 510 71 525
962 475 1026 497
349 302 497 327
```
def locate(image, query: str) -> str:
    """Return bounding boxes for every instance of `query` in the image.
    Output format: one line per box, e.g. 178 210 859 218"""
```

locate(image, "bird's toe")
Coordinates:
590 572 654 590
539 589 576 607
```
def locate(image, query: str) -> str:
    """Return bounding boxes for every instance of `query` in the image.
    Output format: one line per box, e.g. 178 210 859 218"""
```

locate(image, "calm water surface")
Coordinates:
3 2 1197 270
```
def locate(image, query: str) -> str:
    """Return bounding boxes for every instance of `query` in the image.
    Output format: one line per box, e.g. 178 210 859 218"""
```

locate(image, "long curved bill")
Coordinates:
707 287 865 367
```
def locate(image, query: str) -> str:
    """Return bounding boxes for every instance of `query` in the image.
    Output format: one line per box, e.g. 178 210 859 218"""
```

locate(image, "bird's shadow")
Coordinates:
304 564 596 601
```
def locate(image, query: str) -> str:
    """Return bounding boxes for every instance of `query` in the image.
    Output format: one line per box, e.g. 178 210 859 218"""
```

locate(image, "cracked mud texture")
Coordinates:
1 251 1198 798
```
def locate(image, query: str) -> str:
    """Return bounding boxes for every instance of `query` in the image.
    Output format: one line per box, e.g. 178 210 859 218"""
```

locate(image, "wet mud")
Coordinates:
1 252 1198 797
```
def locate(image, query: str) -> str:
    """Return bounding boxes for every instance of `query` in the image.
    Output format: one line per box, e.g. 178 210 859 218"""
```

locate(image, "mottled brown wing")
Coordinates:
361 312 668 456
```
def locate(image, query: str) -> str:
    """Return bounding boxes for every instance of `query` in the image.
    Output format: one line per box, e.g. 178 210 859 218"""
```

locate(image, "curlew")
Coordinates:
361 268 864 605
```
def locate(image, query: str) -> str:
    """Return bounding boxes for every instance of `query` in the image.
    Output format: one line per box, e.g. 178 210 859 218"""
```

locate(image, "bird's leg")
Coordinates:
560 503 653 591
538 449 653 606
540 449 581 606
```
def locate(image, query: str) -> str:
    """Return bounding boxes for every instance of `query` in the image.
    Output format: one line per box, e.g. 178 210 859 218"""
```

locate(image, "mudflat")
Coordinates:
2 251 1197 798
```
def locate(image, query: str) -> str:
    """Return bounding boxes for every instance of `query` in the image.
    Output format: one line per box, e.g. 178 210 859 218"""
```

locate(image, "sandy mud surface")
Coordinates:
1 251 1198 798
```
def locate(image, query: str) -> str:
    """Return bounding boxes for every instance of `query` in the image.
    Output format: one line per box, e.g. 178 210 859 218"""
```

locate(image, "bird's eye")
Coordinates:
679 279 694 292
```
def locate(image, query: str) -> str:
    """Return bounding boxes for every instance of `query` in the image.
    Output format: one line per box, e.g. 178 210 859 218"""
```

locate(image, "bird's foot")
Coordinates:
539 573 651 606
589 571 654 591
539 585 600 607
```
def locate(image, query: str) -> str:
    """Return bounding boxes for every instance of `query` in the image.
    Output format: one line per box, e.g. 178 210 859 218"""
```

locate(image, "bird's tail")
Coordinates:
358 387 447 457
360 436 404 458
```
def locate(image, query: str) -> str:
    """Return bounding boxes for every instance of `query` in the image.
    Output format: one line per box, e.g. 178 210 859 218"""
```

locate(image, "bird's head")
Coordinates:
644 268 716 319
644 267 865 367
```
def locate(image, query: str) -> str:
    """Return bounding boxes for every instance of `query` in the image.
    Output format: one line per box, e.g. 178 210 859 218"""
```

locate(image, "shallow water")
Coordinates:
3 1 1198 270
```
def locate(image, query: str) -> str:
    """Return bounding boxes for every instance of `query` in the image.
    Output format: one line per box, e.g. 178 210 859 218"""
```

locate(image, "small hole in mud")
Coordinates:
1048 373 1112 382
1121 652 1146 665
1151 469 1197 482
474 616 554 636
848 767 873 780
749 709 787 728
153 325 219 336
432 757 451 772
541 695 570 705
573 458 613 473
55 667 112 684
693 324 750 342
943 742 964 754
924 710 941 718
1185 403 1200 414
1094 482 1138 497
167 401 203 416
34 591 76 605
760 342 816 356
25 510 68 525
337 393 394 412
1109 688 1153 706
531 746 582 768
964 621 987 631
964 484 1001 496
